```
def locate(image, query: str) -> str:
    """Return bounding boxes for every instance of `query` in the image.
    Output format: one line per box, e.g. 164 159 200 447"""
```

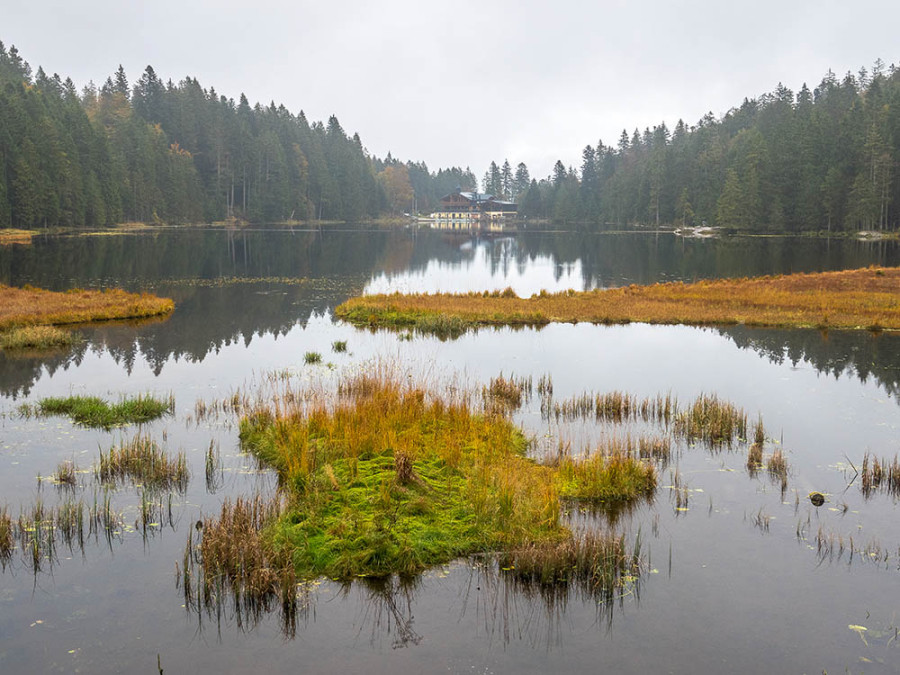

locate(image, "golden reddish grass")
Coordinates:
336 266 900 332
0 284 174 329
0 229 37 245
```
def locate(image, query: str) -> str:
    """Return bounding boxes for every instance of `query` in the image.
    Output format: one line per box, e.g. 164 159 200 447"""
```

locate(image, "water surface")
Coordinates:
1 228 899 674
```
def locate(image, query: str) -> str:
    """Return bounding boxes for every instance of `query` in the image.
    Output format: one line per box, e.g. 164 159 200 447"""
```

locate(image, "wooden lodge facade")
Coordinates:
430 189 517 230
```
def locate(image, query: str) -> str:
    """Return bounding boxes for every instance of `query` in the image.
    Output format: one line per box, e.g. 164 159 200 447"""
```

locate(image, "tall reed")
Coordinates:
97 435 189 492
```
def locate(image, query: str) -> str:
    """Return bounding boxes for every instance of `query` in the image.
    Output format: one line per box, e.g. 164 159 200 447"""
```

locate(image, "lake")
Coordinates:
1 227 900 674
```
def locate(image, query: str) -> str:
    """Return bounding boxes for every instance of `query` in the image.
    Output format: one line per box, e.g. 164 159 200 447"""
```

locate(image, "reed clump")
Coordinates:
55 460 78 488
497 530 642 600
483 373 532 412
21 393 174 429
0 507 13 568
672 469 689 511
860 452 900 497
97 435 189 491
811 526 892 567
0 283 174 330
673 394 747 447
0 325 79 351
767 449 789 482
555 452 657 503
205 440 223 493
747 442 764 475
551 390 677 426
180 495 299 632
335 266 900 334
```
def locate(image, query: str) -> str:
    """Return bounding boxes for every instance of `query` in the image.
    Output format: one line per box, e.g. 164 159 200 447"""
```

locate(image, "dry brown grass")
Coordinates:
336 266 900 332
0 284 174 330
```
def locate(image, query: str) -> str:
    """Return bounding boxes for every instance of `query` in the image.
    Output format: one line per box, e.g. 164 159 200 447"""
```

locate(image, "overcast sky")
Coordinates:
4 0 900 179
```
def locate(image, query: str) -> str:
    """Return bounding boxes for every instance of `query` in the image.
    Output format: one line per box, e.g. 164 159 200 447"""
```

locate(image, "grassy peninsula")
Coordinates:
335 266 900 335
0 284 174 331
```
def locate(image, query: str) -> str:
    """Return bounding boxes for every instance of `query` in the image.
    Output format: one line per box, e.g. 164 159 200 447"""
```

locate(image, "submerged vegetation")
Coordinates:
336 267 900 335
21 393 174 429
0 284 174 330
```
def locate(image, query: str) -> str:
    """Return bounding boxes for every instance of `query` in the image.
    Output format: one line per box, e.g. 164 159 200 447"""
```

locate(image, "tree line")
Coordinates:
0 42 475 229
485 60 900 232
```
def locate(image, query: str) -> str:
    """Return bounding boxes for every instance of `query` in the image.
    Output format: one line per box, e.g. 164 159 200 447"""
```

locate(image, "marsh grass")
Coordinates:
673 394 747 448
55 460 78 488
767 449 789 495
0 283 173 330
813 526 893 567
638 436 673 466
483 373 532 412
2 490 123 572
860 452 900 498
0 508 12 569
549 390 677 427
304 351 322 365
179 495 300 634
549 390 749 451
751 508 771 533
335 266 900 334
135 490 177 540
747 443 764 476
97 435 189 492
0 325 79 350
555 451 657 503
672 469 689 512
331 340 348 353
753 416 765 446
497 530 642 601
205 440 223 493
22 393 174 429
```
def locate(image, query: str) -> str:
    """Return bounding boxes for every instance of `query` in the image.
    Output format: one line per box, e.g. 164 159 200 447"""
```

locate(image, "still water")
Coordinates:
1 228 899 674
